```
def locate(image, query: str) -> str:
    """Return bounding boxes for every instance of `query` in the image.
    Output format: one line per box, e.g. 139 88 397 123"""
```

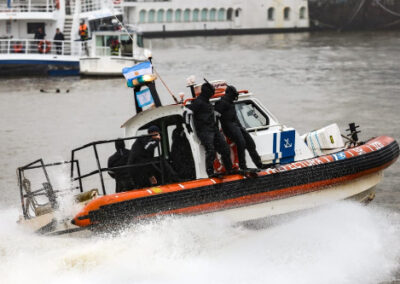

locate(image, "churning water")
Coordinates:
0 31 400 283
0 203 400 284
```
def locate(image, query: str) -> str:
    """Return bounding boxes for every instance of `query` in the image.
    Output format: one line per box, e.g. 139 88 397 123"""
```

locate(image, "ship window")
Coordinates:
148 10 155 23
227 8 233 21
209 8 216 21
193 9 199 21
157 9 164 22
27 22 45 34
166 9 173 22
184 9 191 22
234 101 269 130
235 9 240 17
139 10 146 23
284 7 290 20
201 8 208 21
218 8 225 21
299 7 306 19
267 7 274 21
137 34 144 48
175 9 182 22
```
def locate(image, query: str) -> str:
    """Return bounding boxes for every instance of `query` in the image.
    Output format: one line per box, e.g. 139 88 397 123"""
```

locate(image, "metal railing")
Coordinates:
0 0 55 13
0 38 83 56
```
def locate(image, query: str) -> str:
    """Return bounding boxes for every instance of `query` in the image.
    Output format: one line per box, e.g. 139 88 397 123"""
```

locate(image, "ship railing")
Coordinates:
0 38 83 56
0 0 55 13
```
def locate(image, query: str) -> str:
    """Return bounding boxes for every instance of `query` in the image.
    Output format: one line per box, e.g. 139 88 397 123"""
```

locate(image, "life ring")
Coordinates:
38 40 51 53
113 0 121 4
55 0 60 9
13 43 23 53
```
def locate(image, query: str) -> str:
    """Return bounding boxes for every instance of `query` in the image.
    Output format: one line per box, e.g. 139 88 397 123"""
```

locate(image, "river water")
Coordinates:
0 31 399 283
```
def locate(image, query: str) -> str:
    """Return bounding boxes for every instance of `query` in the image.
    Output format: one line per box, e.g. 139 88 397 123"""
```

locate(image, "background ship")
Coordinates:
308 0 400 30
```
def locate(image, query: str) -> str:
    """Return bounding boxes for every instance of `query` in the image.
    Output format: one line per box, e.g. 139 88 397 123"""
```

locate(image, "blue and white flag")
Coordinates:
136 87 154 108
122 61 152 82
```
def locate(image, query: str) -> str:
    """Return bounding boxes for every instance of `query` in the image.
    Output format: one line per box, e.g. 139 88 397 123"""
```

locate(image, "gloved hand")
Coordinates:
183 108 193 134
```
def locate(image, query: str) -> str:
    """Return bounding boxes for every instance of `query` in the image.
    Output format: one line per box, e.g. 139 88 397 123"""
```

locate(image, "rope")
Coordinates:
340 0 368 30
375 0 400 17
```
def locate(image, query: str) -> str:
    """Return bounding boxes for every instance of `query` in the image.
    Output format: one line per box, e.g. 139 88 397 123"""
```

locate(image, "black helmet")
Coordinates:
200 79 215 99
115 139 125 151
225 85 239 101
148 125 160 134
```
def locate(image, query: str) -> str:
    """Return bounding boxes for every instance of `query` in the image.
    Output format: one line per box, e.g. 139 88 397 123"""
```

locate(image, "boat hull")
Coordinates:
71 136 398 231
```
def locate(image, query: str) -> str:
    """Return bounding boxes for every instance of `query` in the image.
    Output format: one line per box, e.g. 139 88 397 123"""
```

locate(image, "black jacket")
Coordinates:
214 92 242 134
128 136 159 166
54 32 65 41
186 91 217 134
107 148 130 180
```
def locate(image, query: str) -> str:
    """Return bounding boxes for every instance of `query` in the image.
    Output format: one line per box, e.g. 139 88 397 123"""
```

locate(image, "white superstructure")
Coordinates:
122 0 309 35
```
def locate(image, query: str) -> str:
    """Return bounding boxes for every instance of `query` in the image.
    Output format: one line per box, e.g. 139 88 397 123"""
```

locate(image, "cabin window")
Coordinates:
120 35 133 56
166 9 173 22
299 7 306 19
218 8 225 21
27 22 45 34
284 7 290 20
235 101 269 129
136 34 144 48
193 9 199 21
267 7 274 21
138 115 196 182
209 8 216 21
184 9 191 22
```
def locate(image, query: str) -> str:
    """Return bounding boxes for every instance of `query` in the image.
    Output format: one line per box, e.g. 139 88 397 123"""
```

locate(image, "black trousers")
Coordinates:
198 130 233 176
225 126 262 169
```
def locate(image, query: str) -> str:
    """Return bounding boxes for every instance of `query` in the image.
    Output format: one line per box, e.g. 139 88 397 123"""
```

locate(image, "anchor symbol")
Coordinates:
284 138 292 148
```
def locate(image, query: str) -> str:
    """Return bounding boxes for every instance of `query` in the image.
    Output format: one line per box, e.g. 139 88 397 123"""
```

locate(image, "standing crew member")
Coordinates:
53 28 65 55
79 20 89 55
185 80 233 178
215 85 263 170
127 125 161 189
107 139 132 193
78 20 88 41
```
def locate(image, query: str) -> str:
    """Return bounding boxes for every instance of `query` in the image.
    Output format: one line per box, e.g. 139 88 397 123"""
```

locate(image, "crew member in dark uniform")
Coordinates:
107 139 132 193
127 125 161 189
170 124 195 180
185 80 233 177
215 85 263 170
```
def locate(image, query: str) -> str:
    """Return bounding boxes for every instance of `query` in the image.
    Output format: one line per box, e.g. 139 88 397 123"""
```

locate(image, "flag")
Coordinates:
122 61 152 83
135 87 154 108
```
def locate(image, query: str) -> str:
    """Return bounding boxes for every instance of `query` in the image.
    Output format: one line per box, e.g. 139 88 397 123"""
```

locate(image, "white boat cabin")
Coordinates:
121 88 336 180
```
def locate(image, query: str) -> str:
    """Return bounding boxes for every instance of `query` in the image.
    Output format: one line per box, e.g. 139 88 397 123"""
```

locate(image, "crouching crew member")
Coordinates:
127 125 161 189
184 80 233 178
108 139 133 193
215 85 263 170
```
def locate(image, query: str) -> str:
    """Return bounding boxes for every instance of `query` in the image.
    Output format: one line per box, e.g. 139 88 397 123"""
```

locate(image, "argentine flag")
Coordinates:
122 61 153 83
136 87 154 108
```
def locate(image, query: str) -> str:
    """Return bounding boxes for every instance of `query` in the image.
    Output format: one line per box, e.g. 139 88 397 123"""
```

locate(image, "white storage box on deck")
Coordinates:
303 123 345 156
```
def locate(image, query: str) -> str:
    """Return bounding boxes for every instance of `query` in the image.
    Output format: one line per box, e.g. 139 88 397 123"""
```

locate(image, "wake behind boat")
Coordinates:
16 66 399 236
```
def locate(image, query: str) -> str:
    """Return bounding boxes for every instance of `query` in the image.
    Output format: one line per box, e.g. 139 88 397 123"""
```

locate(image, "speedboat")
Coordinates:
16 79 399 236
